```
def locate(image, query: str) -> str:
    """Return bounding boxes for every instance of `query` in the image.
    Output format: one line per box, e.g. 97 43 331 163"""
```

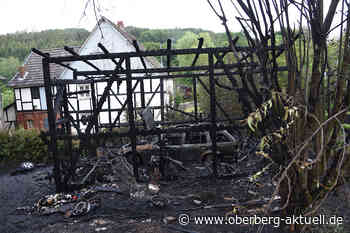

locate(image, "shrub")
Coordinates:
0 128 48 163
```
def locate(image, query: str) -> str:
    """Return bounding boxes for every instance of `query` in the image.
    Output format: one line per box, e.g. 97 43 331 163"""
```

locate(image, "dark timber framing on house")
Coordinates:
37 39 288 192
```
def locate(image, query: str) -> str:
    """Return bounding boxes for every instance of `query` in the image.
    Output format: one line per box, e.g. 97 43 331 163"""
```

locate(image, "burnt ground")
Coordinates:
1 154 349 233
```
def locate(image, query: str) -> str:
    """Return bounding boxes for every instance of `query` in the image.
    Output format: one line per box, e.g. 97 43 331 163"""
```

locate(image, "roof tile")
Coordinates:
8 47 79 87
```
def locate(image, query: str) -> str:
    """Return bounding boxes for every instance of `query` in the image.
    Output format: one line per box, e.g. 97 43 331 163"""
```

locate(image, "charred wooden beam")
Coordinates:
49 46 284 63
132 40 146 109
85 78 115 135
62 86 75 187
64 46 100 71
191 38 204 66
108 88 124 106
32 48 76 72
190 38 204 122
193 76 198 122
167 105 196 119
66 90 90 96
90 82 99 134
97 43 119 67
197 77 233 124
163 39 172 121
146 83 161 107
112 80 141 126
39 40 290 188
54 85 64 115
71 66 288 82
160 76 164 121
43 56 62 192
166 39 172 68
74 62 260 76
125 57 139 180
208 52 218 177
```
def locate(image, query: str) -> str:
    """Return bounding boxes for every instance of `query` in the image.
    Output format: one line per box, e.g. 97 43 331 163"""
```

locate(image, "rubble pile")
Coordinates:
10 135 292 233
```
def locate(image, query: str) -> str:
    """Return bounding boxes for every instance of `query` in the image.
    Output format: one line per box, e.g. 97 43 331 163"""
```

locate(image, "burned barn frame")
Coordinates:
37 39 287 192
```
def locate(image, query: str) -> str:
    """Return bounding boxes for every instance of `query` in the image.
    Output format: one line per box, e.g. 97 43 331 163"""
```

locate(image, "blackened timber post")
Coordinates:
63 87 72 151
132 41 146 111
140 79 145 109
90 81 99 154
90 81 99 134
208 52 218 177
192 75 198 122
126 57 138 180
73 71 81 133
197 78 233 124
43 57 62 192
73 70 77 80
111 80 141 126
63 86 74 183
160 77 164 121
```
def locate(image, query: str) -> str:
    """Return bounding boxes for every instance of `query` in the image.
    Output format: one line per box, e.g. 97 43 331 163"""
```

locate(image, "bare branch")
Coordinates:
323 0 341 33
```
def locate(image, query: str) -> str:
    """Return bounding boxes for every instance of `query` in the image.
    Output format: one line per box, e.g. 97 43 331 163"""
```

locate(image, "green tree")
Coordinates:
1 86 14 108
198 76 242 120
0 57 21 79
209 0 350 232
175 31 199 67
176 31 215 67
142 41 161 51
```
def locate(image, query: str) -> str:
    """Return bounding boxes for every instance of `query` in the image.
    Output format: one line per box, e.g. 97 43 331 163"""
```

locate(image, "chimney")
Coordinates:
18 66 26 78
117 21 124 28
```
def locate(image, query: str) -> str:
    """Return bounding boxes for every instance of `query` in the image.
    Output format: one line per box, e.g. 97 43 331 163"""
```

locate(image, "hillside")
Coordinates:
0 28 90 79
0 26 243 107
0 27 243 79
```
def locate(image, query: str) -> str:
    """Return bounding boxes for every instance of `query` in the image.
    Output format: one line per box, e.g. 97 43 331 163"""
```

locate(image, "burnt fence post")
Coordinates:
43 57 62 192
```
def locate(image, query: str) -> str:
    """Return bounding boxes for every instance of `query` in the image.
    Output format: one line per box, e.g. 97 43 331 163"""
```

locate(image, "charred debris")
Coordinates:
33 37 288 193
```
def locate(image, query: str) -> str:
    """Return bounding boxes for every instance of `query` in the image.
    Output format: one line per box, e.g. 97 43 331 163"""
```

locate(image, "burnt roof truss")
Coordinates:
36 39 288 192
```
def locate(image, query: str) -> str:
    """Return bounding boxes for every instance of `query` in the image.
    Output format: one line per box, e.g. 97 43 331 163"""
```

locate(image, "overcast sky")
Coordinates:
0 0 241 35
0 0 340 36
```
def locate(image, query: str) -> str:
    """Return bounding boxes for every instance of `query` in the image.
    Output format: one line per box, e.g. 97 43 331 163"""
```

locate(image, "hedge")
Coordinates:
0 128 48 163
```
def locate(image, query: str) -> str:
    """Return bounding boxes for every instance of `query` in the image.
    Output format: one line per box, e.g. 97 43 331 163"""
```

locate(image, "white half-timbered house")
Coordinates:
8 16 174 131
8 47 79 130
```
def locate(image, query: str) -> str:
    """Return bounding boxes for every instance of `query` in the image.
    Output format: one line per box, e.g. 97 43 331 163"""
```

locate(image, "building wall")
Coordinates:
15 87 47 112
4 104 16 122
59 21 172 129
16 111 48 130
13 20 174 132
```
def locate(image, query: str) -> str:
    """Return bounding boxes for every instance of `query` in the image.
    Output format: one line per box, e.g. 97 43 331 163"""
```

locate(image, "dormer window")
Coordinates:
18 66 28 79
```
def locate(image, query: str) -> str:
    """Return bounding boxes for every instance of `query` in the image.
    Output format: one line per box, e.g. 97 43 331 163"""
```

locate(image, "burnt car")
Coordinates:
164 126 238 164
118 124 238 165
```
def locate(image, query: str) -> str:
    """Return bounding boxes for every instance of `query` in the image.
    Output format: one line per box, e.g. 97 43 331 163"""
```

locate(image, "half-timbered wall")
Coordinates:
15 87 47 112
14 86 48 129
63 79 165 133
59 20 173 132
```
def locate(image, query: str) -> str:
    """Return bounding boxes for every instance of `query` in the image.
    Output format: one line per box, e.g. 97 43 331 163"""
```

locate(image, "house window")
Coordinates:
31 87 40 99
78 84 90 99
27 120 34 129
